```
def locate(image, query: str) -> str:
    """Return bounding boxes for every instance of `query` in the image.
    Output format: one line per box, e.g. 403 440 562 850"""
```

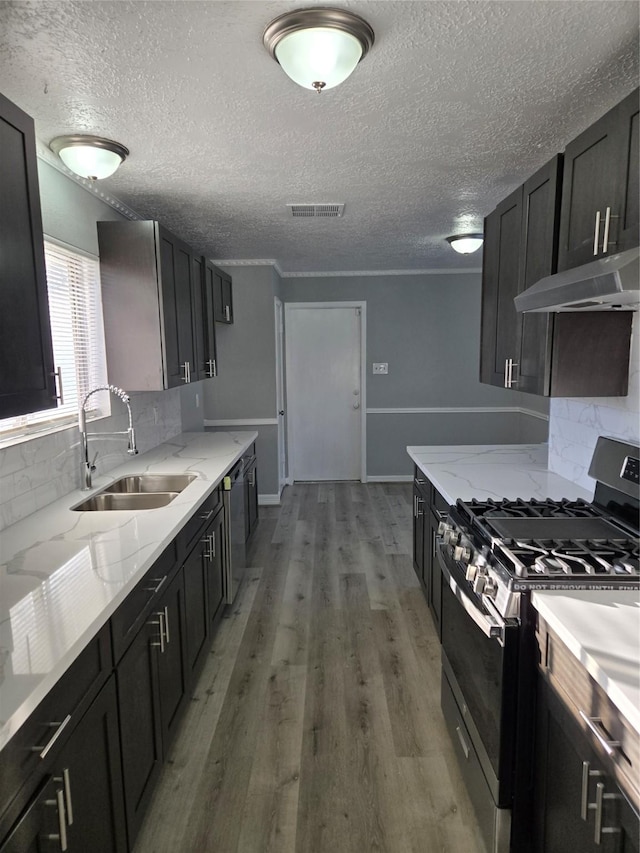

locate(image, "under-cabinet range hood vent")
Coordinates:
514 246 640 313
287 203 345 217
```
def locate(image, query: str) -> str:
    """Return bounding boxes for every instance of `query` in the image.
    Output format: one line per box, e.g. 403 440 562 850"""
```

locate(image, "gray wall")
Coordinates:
203 265 282 497
282 272 549 478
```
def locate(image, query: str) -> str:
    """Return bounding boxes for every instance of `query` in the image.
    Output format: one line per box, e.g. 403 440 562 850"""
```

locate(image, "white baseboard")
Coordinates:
366 475 413 483
258 493 281 506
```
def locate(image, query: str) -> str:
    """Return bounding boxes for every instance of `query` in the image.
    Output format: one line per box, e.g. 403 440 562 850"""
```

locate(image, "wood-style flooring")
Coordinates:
134 482 484 853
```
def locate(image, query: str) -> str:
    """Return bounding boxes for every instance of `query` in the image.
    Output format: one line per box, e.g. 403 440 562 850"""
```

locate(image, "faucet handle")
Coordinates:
90 451 98 471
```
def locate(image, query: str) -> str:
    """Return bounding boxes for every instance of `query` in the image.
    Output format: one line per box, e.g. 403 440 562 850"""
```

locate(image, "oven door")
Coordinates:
438 543 519 807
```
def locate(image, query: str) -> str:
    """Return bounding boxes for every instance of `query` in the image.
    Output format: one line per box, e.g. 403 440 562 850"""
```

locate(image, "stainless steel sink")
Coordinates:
103 473 196 494
73 492 180 512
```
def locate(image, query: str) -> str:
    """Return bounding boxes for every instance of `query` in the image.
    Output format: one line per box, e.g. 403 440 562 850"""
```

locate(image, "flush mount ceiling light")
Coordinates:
445 233 484 254
263 7 374 93
49 135 129 180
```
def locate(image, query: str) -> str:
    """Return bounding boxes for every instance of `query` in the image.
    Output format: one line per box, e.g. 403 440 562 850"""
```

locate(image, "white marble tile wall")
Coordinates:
548 313 640 489
0 388 182 531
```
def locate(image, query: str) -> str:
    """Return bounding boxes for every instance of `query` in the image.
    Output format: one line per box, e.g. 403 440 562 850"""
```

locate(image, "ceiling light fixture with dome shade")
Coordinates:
445 233 484 254
49 135 129 180
263 7 375 94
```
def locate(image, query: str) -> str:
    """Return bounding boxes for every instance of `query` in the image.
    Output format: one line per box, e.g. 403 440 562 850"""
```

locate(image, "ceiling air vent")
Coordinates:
287 203 345 217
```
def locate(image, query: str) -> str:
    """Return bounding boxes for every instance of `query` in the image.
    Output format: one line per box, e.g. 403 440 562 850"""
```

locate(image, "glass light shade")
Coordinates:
50 136 128 180
58 145 123 180
275 27 363 90
446 234 484 254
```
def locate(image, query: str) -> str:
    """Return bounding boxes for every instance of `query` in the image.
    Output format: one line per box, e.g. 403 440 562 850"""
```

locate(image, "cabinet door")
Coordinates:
158 227 195 386
155 570 188 749
480 187 523 389
427 508 441 638
191 255 207 382
206 509 225 631
558 101 624 270
0 93 56 419
183 538 210 685
245 461 258 542
534 677 640 853
0 777 61 853
412 482 426 587
195 258 218 380
615 88 639 253
517 156 562 395
212 265 233 323
116 619 163 845
53 676 126 853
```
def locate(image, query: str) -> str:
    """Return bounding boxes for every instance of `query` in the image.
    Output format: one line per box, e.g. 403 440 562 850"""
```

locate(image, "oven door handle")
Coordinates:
437 545 505 645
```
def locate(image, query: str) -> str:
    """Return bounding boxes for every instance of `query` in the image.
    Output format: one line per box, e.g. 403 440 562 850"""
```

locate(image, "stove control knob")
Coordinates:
483 577 497 598
445 529 459 546
454 544 471 563
465 564 477 582
473 575 486 595
437 520 449 536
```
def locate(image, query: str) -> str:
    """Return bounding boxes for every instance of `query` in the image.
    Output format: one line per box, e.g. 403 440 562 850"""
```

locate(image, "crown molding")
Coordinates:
36 141 143 221
213 259 482 278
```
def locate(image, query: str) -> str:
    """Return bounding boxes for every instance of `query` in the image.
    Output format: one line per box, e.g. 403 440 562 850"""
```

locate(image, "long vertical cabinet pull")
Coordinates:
45 788 68 851
150 612 166 653
163 606 170 644
53 768 74 825
594 210 602 255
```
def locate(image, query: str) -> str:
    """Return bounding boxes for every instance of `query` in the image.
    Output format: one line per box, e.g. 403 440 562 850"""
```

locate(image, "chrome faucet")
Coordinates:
79 385 138 490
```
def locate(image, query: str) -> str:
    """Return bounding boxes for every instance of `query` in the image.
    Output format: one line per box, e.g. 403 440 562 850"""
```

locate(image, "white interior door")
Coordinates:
285 303 364 481
274 297 287 493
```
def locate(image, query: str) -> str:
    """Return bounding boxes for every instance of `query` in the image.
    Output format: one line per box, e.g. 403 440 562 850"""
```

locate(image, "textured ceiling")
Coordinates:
0 0 638 274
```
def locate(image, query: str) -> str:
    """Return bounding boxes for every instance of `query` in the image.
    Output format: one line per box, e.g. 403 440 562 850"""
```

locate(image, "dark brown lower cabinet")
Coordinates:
412 466 447 640
156 571 188 748
183 535 210 683
0 676 126 853
534 676 640 853
116 616 163 847
206 507 225 633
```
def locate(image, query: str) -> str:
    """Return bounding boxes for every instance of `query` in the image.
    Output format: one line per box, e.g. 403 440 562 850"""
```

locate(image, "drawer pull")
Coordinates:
32 714 72 759
164 605 170 644
200 509 214 521
579 711 621 758
593 781 622 845
150 611 166 654
581 761 603 820
144 575 167 595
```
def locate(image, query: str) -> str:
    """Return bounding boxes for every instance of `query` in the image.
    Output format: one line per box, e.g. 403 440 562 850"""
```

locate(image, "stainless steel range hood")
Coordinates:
514 246 639 313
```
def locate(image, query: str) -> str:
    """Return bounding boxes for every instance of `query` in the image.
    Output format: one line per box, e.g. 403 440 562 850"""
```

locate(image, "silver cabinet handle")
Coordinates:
437 547 505 643
505 358 519 388
150 611 166 654
203 533 215 560
46 788 68 851
53 768 74 826
224 305 231 322
210 532 216 559
594 209 602 255
206 358 217 377
32 715 72 759
602 206 618 254
52 367 64 404
164 605 170 644
181 361 190 383
144 575 167 595
581 761 603 820
579 712 621 758
592 781 621 845
455 725 470 760
200 509 214 521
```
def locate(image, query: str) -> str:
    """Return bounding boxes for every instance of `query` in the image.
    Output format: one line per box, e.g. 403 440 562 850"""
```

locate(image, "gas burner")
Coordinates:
464 497 602 522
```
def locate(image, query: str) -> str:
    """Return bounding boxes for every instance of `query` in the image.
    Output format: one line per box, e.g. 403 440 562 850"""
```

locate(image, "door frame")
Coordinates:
284 301 367 483
274 297 287 496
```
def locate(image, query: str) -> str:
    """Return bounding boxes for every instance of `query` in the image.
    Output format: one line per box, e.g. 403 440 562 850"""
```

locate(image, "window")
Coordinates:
0 240 110 440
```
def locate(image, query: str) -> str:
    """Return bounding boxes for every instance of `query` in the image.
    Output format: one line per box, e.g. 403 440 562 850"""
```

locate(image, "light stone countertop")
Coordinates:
407 443 592 505
532 591 640 734
0 430 257 751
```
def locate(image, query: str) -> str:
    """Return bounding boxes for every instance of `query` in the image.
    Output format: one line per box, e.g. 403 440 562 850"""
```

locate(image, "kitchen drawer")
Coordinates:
537 618 640 812
431 486 449 517
177 486 222 558
0 623 112 839
110 541 178 662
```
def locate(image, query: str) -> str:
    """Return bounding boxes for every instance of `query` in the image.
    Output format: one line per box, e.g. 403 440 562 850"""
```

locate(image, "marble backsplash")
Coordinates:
548 312 640 492
0 388 183 531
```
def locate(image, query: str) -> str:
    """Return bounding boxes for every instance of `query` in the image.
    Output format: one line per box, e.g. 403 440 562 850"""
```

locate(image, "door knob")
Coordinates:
279 410 285 416
353 402 360 409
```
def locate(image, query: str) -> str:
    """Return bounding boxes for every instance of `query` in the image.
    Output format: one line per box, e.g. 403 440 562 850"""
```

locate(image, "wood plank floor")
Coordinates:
134 482 484 853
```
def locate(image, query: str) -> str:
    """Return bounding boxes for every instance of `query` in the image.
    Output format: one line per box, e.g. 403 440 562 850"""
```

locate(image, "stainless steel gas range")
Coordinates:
436 437 639 853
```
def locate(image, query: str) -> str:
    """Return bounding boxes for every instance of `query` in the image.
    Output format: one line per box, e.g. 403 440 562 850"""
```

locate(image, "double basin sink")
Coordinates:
73 473 197 511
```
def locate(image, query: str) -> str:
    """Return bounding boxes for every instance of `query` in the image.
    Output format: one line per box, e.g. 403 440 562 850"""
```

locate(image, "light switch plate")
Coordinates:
373 363 388 374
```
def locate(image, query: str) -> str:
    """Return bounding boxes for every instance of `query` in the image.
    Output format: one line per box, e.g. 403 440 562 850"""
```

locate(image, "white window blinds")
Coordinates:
0 241 110 439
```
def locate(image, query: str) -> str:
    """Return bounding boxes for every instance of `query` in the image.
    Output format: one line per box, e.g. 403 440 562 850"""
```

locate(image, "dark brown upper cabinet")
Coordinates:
558 87 639 271
0 92 57 418
480 154 632 397
211 264 233 324
98 221 198 389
